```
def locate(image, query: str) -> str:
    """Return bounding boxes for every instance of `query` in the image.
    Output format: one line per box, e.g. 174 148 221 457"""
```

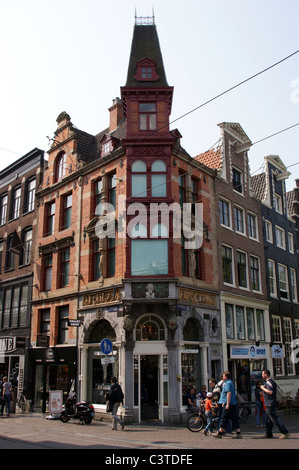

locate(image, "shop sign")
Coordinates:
271 345 283 358
0 336 17 353
230 344 267 359
101 357 115 365
179 287 217 307
82 288 121 307
68 319 82 327
49 390 63 414
181 349 199 354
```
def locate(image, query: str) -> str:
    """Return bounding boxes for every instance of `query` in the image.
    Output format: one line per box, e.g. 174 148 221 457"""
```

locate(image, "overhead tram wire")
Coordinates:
6 119 299 258
1 48 299 162
130 48 299 146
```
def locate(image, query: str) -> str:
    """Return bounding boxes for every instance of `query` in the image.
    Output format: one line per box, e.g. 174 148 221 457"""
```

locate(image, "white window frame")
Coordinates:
268 259 277 297
283 317 295 376
248 212 258 241
288 233 294 254
272 316 285 376
219 198 232 229
234 205 245 235
250 255 261 292
232 167 243 195
265 220 273 243
275 226 286 250
290 268 298 303
278 263 289 300
274 193 283 214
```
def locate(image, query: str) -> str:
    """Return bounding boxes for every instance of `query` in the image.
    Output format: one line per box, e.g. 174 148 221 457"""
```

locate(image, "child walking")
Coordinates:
203 392 214 435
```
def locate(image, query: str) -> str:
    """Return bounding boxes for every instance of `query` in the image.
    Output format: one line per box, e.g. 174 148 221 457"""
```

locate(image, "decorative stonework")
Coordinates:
178 287 217 307
82 288 121 307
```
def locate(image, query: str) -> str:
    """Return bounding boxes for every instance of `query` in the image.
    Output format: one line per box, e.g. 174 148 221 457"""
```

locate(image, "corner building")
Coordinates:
31 18 221 423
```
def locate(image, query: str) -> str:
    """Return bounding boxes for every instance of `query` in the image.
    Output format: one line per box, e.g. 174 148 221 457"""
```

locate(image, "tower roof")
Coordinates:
125 23 169 88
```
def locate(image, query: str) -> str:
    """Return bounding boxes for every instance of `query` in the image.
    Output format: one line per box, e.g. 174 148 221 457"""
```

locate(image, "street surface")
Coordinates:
0 412 298 457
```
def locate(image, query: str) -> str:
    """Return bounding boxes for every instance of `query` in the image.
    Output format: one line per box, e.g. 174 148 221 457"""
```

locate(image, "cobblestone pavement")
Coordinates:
0 412 298 453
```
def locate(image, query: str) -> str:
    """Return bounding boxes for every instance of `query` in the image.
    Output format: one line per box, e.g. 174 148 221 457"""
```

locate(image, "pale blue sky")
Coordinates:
0 0 298 190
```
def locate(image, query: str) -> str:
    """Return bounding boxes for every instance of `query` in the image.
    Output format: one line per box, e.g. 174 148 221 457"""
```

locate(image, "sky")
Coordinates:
0 0 298 191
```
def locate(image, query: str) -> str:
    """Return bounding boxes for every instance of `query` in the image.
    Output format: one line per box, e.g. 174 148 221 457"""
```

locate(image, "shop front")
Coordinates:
78 283 222 425
0 335 27 411
31 346 76 412
228 344 268 402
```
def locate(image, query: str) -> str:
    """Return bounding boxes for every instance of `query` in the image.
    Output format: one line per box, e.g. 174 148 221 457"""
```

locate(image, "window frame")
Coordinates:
219 198 231 228
138 102 157 131
60 193 72 231
11 186 22 220
55 152 66 182
248 212 258 240
234 205 245 234
0 194 8 225
232 167 243 194
222 244 234 285
250 255 261 292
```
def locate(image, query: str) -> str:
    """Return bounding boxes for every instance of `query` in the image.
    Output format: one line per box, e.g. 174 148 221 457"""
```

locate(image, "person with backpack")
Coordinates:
108 376 125 431
260 370 289 439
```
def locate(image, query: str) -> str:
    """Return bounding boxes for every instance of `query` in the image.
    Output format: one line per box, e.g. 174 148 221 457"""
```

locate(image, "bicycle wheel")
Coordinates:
186 413 205 432
239 407 250 424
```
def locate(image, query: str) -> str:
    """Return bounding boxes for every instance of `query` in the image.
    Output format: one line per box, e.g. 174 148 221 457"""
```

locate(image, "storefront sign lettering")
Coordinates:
0 337 16 353
179 288 217 306
230 345 267 359
82 288 121 307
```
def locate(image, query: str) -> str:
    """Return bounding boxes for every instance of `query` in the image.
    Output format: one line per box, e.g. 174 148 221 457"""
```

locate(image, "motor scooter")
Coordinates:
60 383 95 424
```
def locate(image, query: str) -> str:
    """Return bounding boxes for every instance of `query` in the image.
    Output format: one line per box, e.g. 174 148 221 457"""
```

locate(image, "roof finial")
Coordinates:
134 8 155 25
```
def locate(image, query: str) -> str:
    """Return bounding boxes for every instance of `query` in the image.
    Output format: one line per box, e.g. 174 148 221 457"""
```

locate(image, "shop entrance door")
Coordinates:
140 355 159 421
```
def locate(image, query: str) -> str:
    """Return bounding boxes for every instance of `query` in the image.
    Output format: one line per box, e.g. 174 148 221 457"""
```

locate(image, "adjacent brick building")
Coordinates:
0 148 44 405
196 122 270 401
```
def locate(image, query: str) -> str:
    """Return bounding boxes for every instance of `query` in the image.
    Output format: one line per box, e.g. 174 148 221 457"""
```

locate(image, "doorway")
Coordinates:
140 355 159 420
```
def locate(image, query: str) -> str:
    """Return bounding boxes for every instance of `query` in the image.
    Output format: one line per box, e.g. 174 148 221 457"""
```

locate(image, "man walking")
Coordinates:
260 370 289 439
214 371 242 439
109 376 125 431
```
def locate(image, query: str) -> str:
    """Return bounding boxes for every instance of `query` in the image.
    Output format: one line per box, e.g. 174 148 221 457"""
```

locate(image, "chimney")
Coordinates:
109 97 123 132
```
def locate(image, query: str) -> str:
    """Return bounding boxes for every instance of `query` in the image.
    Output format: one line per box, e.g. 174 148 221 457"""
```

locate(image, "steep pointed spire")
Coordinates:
125 20 168 88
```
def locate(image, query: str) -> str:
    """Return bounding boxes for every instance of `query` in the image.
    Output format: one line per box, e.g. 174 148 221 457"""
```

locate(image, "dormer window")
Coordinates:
103 141 111 156
142 67 153 79
100 134 119 156
134 58 159 82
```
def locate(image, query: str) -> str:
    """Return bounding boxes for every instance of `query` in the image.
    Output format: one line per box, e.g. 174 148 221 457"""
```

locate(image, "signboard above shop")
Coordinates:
230 344 267 359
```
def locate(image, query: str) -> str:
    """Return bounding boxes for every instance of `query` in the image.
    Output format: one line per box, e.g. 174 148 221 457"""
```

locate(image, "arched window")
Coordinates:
131 160 147 197
55 153 66 182
136 315 165 341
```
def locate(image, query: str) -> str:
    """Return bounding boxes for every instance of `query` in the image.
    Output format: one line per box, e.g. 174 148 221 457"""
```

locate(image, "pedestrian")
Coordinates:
214 371 242 439
109 376 125 431
1 377 12 417
255 381 266 427
203 392 214 435
260 370 290 439
196 385 207 403
187 387 199 413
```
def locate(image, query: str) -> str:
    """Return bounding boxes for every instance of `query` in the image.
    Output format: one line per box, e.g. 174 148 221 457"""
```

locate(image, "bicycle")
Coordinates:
186 404 219 432
17 392 27 412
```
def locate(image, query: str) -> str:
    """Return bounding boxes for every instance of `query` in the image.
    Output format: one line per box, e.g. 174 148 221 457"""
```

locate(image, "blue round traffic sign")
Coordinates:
100 338 113 355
